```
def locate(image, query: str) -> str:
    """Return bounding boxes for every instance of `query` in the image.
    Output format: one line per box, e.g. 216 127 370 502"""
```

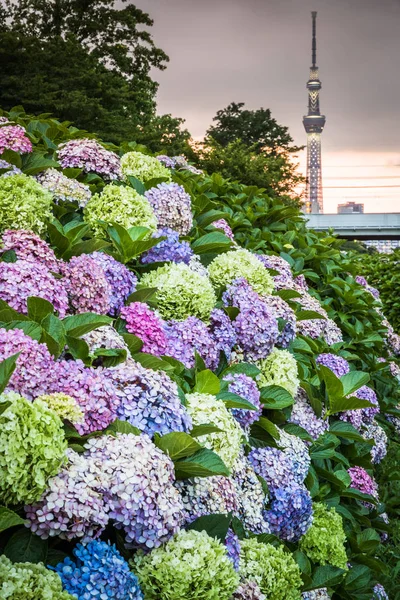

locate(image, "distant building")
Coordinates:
337 202 364 214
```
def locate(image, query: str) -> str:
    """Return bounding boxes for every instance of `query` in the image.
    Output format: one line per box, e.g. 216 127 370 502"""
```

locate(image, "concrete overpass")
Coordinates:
305 213 400 240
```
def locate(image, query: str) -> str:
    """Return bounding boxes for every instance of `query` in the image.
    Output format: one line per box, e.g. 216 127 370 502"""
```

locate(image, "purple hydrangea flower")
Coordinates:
175 476 238 524
212 219 235 241
302 590 331 600
55 540 143 600
106 360 192 436
355 275 380 300
145 182 193 235
120 302 167 356
278 429 311 484
0 260 68 317
340 385 379 430
372 584 389 600
225 529 241 571
248 447 294 492
89 252 137 316
348 466 379 505
1 229 60 272
316 353 350 378
289 389 328 441
165 316 220 370
224 373 262 430
58 138 121 180
362 421 388 464
141 227 193 265
209 308 237 361
0 159 22 177
264 484 313 542
256 254 294 289
232 451 270 534
156 155 176 168
293 292 327 339
0 122 32 154
294 274 309 292
62 254 111 314
233 581 266 600
263 295 297 348
36 168 92 207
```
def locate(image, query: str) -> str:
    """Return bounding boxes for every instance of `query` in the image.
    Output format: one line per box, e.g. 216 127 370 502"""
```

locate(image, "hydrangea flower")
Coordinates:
212 218 235 241
0 260 68 316
188 254 208 276
139 262 216 321
1 229 60 272
121 302 167 356
90 251 137 315
0 555 73 599
55 540 143 600
0 393 67 505
294 274 309 291
278 429 311 483
0 327 58 399
232 451 270 534
256 348 300 397
37 168 92 207
165 316 219 369
175 476 238 524
225 529 241 571
256 254 295 289
156 155 176 168
299 503 348 569
82 325 130 356
316 353 350 378
289 389 329 441
209 308 237 361
223 278 279 361
62 254 111 314
0 122 32 153
186 393 243 469
362 421 388 464
233 581 266 600
264 484 313 541
121 151 172 183
248 446 295 491
302 590 331 600
239 539 302 600
348 466 379 502
262 295 297 348
209 249 274 296
355 275 380 300
224 372 262 430
0 173 52 234
52 359 119 434
84 184 157 238
144 183 193 234
37 393 84 425
106 360 192 437
0 158 22 177
293 292 328 339
25 448 109 541
324 319 344 345
133 529 239 600
58 138 121 180
372 584 389 599
340 385 379 430
141 227 193 264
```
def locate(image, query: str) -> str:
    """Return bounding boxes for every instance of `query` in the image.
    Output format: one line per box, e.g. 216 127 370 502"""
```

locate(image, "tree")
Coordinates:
206 102 302 154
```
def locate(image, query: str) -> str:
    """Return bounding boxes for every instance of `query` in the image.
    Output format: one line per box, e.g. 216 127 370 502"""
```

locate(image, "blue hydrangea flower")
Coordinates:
225 372 262 431
141 227 193 265
225 528 241 571
264 484 313 542
316 353 350 378
209 308 237 361
55 540 143 599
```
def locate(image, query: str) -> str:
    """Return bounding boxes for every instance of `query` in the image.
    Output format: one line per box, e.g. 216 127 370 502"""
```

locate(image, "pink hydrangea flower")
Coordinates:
0 122 32 154
120 302 167 356
1 229 60 272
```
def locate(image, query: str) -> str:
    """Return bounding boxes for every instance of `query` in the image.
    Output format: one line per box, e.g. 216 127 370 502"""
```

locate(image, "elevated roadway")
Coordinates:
305 213 400 240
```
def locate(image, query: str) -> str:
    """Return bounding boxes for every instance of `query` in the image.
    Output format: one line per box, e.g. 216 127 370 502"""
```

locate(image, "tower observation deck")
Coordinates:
303 11 326 214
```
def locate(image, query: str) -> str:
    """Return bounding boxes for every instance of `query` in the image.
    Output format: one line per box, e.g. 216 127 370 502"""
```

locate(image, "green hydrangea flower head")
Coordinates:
84 183 157 237
0 393 67 505
139 263 216 321
208 249 274 296
300 503 348 569
0 555 74 599
133 529 239 600
37 393 84 425
186 392 242 470
239 538 302 600
121 151 172 183
256 348 299 397
0 173 52 234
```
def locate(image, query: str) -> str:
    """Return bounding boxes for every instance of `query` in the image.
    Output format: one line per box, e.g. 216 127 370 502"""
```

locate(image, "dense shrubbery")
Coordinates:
0 107 399 600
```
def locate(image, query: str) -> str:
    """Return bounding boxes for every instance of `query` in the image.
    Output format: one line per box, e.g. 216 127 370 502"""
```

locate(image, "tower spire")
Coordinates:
303 11 326 214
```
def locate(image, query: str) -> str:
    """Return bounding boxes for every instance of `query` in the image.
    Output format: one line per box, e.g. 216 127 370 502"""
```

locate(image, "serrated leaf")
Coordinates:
104 419 140 436
66 336 91 363
194 370 220 395
0 507 25 532
356 528 381 554
188 513 231 542
190 424 223 436
132 353 174 372
126 287 158 305
259 385 294 409
121 333 143 354
174 448 230 479
303 565 345 591
329 421 366 442
154 432 201 461
329 395 374 416
217 391 257 410
340 371 370 396
0 352 20 395
296 310 326 321
191 232 232 254
62 313 112 337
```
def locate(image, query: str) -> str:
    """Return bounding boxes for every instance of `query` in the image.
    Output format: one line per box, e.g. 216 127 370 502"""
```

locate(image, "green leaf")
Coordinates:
0 352 20 395
194 370 220 395
356 528 381 554
66 336 90 363
65 239 110 259
318 365 344 400
222 363 261 378
296 310 326 321
293 550 311 575
283 423 314 443
6 320 42 341
4 529 48 563
190 424 223 436
127 175 146 195
121 333 143 354
341 488 378 504
93 348 127 367
46 549 69 568
252 416 280 440
217 391 257 411
154 432 202 461
175 448 230 479
329 421 366 442
126 287 158 305
340 371 370 396
1 249 17 263
41 314 66 350
62 313 112 337
48 221 70 255
343 564 371 592
188 513 231 542
276 289 302 301
191 232 232 254
132 353 174 372
329 395 374 416
0 507 24 532
259 385 294 409
303 565 345 591
104 419 140 436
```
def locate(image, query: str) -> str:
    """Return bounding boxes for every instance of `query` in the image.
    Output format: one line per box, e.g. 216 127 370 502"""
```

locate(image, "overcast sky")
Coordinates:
134 0 400 211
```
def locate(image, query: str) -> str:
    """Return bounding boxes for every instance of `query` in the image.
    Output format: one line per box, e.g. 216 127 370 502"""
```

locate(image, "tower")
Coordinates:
303 11 326 214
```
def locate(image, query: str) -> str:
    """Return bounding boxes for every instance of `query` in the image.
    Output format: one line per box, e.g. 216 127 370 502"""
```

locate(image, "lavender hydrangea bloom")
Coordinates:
263 295 297 348
340 385 380 430
233 581 266 600
82 326 130 356
55 540 143 600
165 316 220 370
264 484 313 542
348 466 379 506
0 159 22 177
1 229 60 272
302 590 331 600
278 430 311 484
289 389 328 441
106 360 192 436
293 292 327 339
145 182 193 235
0 122 32 154
232 451 270 534
294 274 309 292
225 373 262 430
0 259 68 317
89 251 137 315
316 353 350 378
37 168 92 207
62 254 111 315
120 302 167 356
156 155 176 168
372 584 389 599
212 218 235 241
58 138 121 180
257 254 295 289
209 308 237 361
362 421 388 464
225 529 241 571
175 476 238 524
248 447 294 492
141 227 193 265
355 275 380 300
223 278 279 361
324 319 344 345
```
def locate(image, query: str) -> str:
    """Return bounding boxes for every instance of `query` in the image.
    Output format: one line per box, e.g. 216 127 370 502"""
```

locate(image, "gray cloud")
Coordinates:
133 0 400 151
